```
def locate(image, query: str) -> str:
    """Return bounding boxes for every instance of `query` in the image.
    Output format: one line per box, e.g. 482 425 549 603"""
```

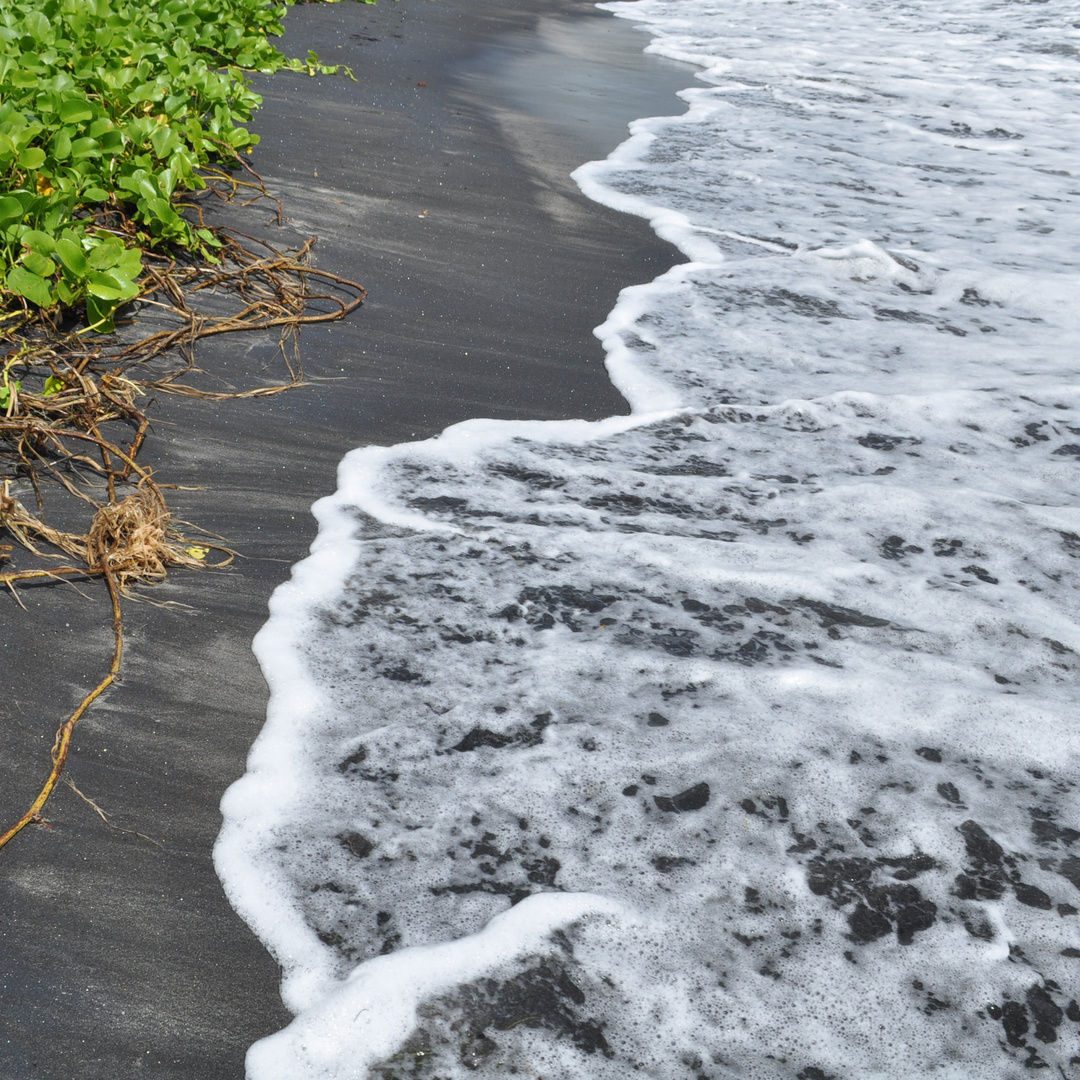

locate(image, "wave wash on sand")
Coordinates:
217 0 1080 1077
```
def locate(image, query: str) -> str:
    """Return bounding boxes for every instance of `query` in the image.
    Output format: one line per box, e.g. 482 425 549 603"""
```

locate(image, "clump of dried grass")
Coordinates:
0 479 230 594
87 483 224 586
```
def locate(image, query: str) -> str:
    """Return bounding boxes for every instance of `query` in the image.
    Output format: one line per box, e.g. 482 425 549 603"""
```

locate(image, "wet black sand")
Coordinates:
0 2 693 1077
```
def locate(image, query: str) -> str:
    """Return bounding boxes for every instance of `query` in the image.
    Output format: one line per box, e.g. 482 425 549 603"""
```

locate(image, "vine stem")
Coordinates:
0 551 123 851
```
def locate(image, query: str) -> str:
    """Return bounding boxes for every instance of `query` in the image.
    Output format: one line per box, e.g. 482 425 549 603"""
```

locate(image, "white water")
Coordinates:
216 1 1080 1077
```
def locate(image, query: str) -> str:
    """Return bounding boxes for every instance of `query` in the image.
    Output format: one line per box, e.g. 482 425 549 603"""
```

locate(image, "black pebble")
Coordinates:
937 782 962 804
1014 882 1053 909
339 832 373 859
654 782 711 813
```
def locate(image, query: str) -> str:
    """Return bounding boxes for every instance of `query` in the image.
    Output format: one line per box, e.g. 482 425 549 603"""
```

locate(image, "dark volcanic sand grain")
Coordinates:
0 2 692 1077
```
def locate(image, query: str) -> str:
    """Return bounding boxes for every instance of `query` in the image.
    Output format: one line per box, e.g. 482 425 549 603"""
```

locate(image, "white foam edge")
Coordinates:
573 107 730 267
213 2 708 1055
215 406 683 1015
598 0 750 79
244 892 627 1080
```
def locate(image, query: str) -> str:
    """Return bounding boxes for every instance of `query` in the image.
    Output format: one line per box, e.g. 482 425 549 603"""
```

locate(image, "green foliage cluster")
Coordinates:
0 0 359 332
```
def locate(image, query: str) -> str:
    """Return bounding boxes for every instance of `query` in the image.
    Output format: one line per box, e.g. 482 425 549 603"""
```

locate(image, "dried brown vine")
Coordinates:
0 195 366 850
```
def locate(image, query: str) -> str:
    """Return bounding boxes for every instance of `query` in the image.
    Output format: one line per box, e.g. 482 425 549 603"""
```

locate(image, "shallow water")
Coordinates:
217 0 1080 1076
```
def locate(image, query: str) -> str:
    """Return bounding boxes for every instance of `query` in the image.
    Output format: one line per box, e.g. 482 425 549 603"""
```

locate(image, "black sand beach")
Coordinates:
0 2 693 1077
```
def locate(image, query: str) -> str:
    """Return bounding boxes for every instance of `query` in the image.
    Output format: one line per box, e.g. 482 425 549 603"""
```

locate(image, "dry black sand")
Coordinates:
0 2 693 1076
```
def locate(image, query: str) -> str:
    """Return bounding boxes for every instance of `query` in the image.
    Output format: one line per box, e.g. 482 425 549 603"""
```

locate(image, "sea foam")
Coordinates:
217 0 1080 1076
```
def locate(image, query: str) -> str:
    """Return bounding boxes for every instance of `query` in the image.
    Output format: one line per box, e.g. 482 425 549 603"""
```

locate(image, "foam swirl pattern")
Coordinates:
217 0 1080 1076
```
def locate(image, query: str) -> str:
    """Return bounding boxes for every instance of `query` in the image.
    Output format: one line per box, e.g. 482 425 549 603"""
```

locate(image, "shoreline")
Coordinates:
0 2 692 1077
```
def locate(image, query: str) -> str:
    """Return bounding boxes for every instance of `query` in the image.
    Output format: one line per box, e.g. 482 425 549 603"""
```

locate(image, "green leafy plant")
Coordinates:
0 0 362 333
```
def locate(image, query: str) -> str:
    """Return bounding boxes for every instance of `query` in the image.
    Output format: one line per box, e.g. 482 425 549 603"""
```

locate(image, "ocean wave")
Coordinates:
217 0 1080 1076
